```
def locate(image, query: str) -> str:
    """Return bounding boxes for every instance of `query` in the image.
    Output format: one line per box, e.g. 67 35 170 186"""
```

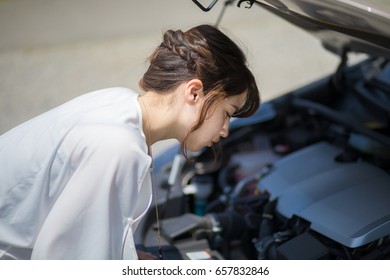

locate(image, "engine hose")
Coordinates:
258 199 277 240
209 211 247 240
291 97 390 147
255 236 276 260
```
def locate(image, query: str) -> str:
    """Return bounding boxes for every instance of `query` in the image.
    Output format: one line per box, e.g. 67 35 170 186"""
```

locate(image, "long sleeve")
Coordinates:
31 123 151 259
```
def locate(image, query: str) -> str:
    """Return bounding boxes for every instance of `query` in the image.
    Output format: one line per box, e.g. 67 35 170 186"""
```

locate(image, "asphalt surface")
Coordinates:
0 0 340 154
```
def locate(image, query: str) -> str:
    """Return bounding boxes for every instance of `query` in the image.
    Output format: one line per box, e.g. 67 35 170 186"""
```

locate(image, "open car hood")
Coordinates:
248 0 390 57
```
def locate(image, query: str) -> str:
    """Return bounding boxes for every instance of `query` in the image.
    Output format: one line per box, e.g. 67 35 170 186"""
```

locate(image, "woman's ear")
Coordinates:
184 79 203 104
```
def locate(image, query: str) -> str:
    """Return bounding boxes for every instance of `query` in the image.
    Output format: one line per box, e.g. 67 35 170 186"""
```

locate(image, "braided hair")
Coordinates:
139 24 260 154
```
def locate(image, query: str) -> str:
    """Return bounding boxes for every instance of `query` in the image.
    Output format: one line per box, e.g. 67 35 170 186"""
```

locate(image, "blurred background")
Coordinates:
0 0 340 152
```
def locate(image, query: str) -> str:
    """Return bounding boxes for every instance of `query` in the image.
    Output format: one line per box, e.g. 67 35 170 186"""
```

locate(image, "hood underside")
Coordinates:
253 0 390 57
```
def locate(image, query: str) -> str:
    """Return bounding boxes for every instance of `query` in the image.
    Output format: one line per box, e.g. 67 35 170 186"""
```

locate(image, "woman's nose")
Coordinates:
220 119 230 138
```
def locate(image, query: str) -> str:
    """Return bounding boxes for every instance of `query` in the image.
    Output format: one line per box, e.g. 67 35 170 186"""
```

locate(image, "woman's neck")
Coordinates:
138 92 182 145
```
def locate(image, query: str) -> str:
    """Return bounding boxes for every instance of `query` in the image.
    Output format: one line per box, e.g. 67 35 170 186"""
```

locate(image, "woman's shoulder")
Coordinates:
60 123 149 172
69 122 147 153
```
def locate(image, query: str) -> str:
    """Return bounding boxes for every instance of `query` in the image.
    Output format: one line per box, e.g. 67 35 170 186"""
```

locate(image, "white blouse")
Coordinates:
0 87 152 259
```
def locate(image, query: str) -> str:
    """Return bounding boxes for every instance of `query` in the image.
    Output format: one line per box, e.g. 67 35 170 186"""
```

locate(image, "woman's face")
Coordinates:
185 91 246 152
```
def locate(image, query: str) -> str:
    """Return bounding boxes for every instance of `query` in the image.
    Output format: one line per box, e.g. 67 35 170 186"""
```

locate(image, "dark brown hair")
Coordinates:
139 24 260 154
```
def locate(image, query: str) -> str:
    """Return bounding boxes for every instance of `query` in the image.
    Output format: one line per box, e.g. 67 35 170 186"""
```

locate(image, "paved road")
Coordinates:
0 0 339 153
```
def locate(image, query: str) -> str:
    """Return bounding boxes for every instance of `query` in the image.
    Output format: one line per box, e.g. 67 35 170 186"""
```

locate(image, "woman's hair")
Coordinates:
139 24 260 155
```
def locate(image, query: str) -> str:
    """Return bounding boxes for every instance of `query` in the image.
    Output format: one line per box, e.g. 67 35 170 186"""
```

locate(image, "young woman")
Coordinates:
0 24 260 259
